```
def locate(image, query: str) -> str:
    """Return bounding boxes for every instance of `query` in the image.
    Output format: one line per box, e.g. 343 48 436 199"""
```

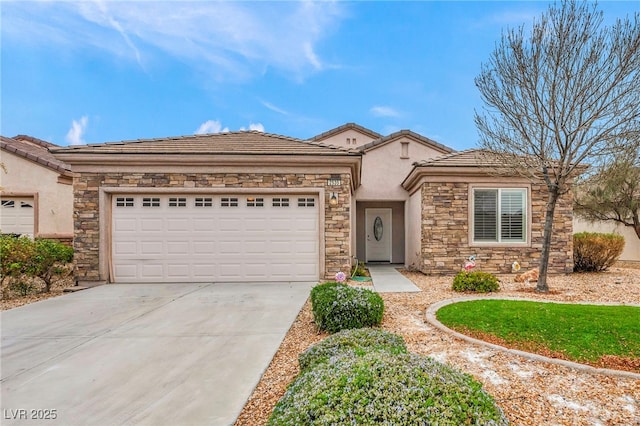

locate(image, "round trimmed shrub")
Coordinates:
299 328 406 371
452 271 500 293
573 232 625 272
310 282 384 333
269 351 508 425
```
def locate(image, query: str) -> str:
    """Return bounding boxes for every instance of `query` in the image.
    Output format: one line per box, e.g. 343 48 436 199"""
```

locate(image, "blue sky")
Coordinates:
1 1 637 150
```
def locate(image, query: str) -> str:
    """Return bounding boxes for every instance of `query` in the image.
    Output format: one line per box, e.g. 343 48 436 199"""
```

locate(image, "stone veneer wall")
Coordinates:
418 181 573 275
73 172 351 282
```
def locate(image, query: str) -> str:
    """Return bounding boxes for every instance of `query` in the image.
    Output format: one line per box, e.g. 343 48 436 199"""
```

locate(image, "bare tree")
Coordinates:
574 141 640 240
475 0 640 292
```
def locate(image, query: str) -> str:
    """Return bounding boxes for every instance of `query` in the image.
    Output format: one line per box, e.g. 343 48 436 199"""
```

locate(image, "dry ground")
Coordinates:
236 267 640 426
1 275 74 311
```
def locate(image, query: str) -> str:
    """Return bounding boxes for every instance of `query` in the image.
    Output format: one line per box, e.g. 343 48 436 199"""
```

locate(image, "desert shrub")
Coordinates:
351 261 368 277
298 328 406 371
310 282 384 333
452 271 500 293
0 235 36 279
573 232 625 272
0 236 73 293
269 351 508 426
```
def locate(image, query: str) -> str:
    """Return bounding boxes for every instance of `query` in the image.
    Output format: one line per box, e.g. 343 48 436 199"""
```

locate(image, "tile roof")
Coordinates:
51 131 360 156
1 135 72 176
412 149 504 168
311 123 382 142
358 129 454 154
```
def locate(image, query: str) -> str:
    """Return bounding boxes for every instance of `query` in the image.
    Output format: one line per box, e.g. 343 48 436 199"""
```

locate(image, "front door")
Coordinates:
365 208 392 262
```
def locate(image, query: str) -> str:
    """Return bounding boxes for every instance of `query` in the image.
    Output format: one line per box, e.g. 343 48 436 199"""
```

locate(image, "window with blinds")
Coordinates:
473 188 526 243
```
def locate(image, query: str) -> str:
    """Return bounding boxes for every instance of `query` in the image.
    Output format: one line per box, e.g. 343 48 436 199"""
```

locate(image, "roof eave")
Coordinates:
359 130 455 154
1 139 73 177
402 165 509 193
53 152 363 190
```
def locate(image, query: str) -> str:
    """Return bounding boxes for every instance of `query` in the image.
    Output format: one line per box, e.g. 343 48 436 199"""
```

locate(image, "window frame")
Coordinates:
469 185 530 247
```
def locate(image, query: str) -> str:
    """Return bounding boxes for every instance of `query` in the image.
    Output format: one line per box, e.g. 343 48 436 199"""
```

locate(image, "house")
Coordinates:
0 135 73 243
51 123 574 285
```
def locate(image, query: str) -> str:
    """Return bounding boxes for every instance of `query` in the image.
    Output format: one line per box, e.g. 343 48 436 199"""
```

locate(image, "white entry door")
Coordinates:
111 194 319 283
365 208 392 262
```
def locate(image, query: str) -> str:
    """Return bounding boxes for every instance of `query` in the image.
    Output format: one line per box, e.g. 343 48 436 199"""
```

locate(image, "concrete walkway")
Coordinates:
367 265 421 293
1 282 313 426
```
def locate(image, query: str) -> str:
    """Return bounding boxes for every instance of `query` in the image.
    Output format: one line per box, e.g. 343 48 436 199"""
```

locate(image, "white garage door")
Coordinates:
112 194 319 283
0 197 35 236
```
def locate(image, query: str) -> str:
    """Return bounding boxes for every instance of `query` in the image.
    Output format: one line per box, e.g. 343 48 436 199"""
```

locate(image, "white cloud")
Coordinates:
93 0 144 69
3 1 346 81
240 123 265 132
260 100 289 115
195 120 229 135
370 106 400 118
65 116 88 145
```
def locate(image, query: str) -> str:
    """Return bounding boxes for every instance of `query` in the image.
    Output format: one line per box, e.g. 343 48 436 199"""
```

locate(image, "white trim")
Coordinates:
468 185 532 248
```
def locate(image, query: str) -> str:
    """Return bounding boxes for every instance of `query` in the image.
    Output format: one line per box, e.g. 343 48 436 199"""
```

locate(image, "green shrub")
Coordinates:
573 232 625 272
310 282 384 333
0 235 73 293
452 271 500 293
298 328 406 371
0 235 36 279
269 351 508 425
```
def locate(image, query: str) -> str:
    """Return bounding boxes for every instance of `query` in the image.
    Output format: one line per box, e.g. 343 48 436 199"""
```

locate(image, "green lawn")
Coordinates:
436 300 640 365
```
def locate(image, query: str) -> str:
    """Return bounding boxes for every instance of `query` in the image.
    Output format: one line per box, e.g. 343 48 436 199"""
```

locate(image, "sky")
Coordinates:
1 1 637 151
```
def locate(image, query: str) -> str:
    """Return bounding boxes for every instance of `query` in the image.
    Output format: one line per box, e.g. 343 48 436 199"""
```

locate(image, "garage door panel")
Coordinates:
167 241 190 254
193 218 216 232
114 241 137 255
114 264 138 280
114 218 137 232
192 241 216 254
270 241 293 254
244 263 269 278
141 264 164 280
294 217 317 231
218 217 242 231
141 219 164 231
112 194 319 283
244 217 268 231
167 218 190 231
219 264 243 279
140 241 164 255
167 264 190 278
245 240 267 253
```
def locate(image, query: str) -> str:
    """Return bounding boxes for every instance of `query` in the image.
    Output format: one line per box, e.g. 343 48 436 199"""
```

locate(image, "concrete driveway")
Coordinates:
1 282 313 425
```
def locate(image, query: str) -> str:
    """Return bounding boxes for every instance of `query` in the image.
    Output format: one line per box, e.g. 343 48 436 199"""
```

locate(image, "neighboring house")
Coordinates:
0 135 73 242
574 219 640 262
51 123 574 285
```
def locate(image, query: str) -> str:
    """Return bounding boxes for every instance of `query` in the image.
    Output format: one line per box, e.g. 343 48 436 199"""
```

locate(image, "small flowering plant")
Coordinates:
335 271 347 283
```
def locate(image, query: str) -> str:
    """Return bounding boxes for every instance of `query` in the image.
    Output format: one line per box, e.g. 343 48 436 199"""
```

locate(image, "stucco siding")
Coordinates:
405 190 422 269
356 138 444 200
315 129 377 149
0 150 73 237
574 218 640 262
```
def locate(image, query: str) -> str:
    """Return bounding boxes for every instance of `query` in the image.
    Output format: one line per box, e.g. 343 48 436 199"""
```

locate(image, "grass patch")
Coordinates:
436 300 640 366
